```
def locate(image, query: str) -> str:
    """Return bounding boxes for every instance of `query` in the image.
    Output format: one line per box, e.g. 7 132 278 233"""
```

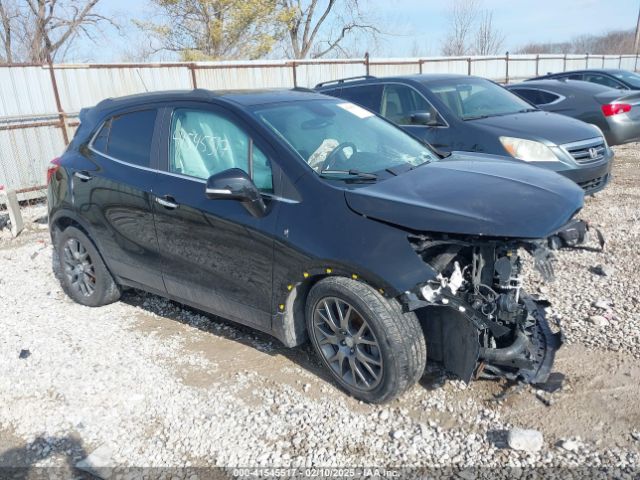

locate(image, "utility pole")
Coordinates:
635 2 640 53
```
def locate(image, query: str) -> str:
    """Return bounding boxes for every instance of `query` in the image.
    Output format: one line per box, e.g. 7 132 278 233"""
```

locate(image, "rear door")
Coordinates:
74 108 165 292
152 103 279 329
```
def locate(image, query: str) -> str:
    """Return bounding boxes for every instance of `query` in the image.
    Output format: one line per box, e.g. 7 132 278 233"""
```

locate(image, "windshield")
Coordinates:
422 77 534 120
252 99 437 176
611 70 640 88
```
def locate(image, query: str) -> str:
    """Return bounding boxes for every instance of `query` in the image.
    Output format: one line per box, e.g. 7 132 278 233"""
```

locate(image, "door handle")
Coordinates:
155 196 179 209
73 171 93 182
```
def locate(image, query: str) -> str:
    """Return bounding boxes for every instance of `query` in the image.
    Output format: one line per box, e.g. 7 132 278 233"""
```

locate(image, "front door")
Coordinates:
381 84 447 149
153 105 278 329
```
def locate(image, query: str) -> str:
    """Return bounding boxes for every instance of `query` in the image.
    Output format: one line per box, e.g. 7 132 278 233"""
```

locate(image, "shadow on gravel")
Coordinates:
121 290 450 394
0 435 93 479
120 289 340 388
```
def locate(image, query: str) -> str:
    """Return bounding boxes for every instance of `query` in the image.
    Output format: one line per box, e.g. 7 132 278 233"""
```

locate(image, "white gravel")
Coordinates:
0 144 639 474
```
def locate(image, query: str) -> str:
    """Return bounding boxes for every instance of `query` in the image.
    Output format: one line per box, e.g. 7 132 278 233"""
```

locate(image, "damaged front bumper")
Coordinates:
404 234 565 385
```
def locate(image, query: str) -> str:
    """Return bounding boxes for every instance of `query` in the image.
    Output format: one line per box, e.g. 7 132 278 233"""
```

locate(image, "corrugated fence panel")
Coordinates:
369 60 421 77
296 61 365 87
620 56 637 70
536 56 565 76
471 57 506 81
421 57 469 75
510 55 546 80
0 66 58 117
55 66 192 112
565 55 589 71
0 125 66 190
195 63 293 90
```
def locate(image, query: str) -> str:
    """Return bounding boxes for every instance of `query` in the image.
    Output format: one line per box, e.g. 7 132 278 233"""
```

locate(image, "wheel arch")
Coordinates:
271 268 400 348
49 209 117 281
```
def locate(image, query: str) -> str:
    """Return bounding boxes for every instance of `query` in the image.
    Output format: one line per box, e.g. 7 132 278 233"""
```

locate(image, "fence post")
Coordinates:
585 52 589 68
291 61 297 87
467 57 471 75
46 56 69 145
505 51 509 84
563 53 567 71
364 52 370 76
618 54 622 69
418 58 422 74
189 63 198 89
535 54 539 76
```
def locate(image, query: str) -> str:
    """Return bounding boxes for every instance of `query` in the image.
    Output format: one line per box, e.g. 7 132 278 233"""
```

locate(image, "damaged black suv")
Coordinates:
47 89 583 403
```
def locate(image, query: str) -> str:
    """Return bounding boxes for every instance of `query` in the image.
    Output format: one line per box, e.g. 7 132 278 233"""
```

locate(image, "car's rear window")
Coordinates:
92 109 157 167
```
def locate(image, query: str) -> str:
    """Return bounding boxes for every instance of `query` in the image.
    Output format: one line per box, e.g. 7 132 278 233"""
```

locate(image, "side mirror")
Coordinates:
205 168 266 218
410 111 439 126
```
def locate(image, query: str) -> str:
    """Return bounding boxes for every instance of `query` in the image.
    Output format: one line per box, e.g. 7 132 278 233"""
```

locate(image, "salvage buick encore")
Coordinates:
47 89 583 403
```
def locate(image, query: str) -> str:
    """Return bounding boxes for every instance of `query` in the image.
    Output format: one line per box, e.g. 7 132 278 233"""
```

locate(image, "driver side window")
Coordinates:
170 109 273 192
381 84 436 125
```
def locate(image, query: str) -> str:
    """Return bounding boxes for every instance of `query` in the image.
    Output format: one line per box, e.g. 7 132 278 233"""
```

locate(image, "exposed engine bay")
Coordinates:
404 233 564 385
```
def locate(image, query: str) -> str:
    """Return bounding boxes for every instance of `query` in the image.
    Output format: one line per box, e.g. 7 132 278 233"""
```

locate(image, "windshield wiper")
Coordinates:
319 169 378 181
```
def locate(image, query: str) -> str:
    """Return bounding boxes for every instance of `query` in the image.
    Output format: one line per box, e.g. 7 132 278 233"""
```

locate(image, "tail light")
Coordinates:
46 157 61 185
601 103 631 117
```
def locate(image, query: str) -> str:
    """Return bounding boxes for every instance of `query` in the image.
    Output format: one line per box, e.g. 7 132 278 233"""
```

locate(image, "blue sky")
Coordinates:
84 0 638 61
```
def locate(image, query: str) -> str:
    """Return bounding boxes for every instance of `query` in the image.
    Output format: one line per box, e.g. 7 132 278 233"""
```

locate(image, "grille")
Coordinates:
563 138 607 164
578 174 609 194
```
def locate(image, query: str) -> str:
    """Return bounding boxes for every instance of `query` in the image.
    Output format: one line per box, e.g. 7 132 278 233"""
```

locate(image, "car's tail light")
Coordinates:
46 157 61 185
601 103 632 117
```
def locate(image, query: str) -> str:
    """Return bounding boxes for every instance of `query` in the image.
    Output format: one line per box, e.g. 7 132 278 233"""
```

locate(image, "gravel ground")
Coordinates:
0 144 639 477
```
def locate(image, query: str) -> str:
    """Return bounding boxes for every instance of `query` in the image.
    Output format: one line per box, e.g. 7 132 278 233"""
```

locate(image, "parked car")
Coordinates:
506 79 640 146
315 74 614 194
47 89 583 403
529 68 640 91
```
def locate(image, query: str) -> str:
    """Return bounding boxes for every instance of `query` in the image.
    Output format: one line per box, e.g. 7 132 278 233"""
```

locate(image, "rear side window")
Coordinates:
338 85 383 113
584 74 623 89
511 88 560 106
92 109 157 167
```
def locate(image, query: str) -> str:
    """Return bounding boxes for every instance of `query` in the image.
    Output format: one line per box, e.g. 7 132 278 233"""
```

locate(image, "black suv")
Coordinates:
47 89 582 403
316 74 614 194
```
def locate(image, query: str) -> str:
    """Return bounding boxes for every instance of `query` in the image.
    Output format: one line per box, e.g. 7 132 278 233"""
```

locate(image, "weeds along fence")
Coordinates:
1 52 638 196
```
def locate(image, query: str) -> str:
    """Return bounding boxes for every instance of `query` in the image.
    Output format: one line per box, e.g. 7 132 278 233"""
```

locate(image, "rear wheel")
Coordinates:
54 226 120 307
306 277 426 403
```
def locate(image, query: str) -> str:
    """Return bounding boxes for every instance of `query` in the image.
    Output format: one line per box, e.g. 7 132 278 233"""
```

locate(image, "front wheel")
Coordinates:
306 277 426 403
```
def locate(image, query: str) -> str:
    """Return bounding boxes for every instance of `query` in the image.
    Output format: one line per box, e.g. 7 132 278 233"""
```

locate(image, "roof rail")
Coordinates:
315 75 376 89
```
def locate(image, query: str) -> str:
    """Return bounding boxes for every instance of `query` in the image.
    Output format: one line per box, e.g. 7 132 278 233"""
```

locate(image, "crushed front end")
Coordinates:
404 234 562 385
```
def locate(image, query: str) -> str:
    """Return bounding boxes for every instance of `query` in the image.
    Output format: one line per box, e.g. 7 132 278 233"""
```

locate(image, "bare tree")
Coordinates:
277 0 380 59
441 0 503 56
441 0 478 56
0 0 114 63
0 1 17 62
517 29 634 55
472 10 503 55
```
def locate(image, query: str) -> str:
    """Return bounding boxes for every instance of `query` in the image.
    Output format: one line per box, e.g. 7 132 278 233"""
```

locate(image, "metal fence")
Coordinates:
1 52 638 196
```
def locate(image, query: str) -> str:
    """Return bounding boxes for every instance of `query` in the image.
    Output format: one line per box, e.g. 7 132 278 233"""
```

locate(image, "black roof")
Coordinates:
91 88 327 113
529 69 628 81
315 73 476 90
508 78 614 94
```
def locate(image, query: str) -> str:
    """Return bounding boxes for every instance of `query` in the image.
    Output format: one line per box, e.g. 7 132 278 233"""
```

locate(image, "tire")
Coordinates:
54 226 121 307
306 277 426 403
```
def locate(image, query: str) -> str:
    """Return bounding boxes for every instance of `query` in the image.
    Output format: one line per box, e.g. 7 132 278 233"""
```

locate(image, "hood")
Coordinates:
345 153 584 238
470 110 600 146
